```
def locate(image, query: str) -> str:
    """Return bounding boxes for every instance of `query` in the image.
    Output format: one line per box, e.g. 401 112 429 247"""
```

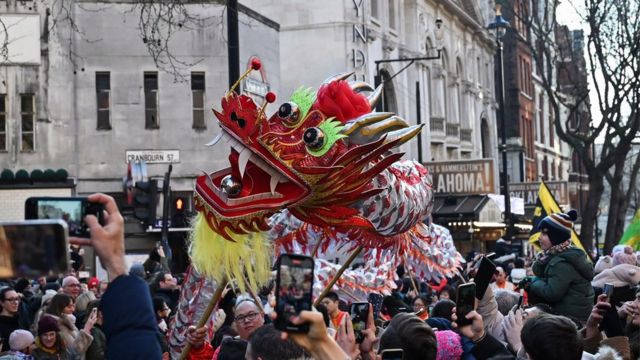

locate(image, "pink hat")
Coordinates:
612 246 636 266
435 330 463 360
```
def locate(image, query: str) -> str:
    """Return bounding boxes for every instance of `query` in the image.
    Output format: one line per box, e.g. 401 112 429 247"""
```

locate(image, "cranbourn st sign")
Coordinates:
126 150 180 164
509 181 569 205
423 159 496 195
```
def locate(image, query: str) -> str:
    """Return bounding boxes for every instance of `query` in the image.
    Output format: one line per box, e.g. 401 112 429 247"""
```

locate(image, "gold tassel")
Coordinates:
188 213 272 292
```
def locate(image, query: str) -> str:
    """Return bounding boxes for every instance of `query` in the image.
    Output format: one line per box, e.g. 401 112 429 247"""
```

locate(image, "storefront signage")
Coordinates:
424 159 496 195
509 181 569 205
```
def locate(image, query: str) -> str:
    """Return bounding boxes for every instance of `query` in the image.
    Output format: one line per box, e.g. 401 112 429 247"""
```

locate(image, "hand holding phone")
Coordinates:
274 254 314 333
603 283 614 301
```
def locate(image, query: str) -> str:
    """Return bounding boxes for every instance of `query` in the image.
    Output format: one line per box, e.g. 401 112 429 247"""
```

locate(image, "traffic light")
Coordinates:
172 196 187 228
133 179 157 226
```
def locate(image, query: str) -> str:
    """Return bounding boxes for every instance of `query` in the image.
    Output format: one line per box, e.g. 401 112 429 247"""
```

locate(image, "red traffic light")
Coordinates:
175 197 184 211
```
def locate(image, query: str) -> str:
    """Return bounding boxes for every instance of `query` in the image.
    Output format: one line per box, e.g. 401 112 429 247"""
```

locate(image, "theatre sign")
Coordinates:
424 159 496 195
509 181 569 206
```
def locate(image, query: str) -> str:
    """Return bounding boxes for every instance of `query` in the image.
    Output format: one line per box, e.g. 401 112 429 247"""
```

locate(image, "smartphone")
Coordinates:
25 197 104 238
513 295 524 313
274 254 314 333
381 348 404 360
0 220 69 278
367 293 384 321
603 283 614 299
473 256 497 300
350 302 369 343
456 283 476 326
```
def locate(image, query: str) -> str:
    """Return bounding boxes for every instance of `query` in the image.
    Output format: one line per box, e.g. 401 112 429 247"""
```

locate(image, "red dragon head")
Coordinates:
195 72 423 240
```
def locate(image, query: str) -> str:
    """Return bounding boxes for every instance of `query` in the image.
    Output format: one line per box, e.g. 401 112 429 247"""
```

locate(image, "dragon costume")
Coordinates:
168 65 463 357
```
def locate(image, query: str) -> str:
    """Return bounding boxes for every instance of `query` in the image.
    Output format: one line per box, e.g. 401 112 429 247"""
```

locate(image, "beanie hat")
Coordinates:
435 330 463 360
38 315 60 335
594 255 613 274
538 209 578 245
9 329 34 351
87 277 100 289
612 246 636 266
379 313 437 358
13 278 30 294
510 268 527 284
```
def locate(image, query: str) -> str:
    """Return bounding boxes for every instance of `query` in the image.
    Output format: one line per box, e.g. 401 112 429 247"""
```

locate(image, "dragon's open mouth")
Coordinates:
196 129 308 218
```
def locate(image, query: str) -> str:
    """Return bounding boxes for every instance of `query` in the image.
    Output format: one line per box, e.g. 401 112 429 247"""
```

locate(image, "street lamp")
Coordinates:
487 5 514 240
373 19 444 163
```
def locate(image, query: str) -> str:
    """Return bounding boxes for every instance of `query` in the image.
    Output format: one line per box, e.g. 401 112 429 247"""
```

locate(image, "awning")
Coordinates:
432 194 490 218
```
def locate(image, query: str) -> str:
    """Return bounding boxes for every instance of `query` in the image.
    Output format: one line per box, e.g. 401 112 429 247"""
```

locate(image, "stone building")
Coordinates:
0 0 280 272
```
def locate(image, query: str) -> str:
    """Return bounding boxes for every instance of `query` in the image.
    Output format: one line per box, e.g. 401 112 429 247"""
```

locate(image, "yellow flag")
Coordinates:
528 181 587 254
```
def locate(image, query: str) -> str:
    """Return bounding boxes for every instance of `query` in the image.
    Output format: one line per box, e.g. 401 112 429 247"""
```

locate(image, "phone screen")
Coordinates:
274 254 314 333
473 256 497 300
350 302 369 343
0 220 69 278
381 349 404 360
603 283 614 298
25 197 104 238
456 283 476 326
368 293 383 321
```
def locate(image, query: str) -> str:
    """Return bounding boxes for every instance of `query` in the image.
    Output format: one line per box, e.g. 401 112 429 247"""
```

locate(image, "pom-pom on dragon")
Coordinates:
189 61 463 291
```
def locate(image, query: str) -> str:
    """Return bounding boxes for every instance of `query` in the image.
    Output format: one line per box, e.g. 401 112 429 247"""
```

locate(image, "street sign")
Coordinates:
126 150 180 164
424 159 496 195
155 219 172 228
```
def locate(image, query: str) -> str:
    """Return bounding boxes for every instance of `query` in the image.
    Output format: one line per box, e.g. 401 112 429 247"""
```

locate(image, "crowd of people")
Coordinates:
1 195 639 360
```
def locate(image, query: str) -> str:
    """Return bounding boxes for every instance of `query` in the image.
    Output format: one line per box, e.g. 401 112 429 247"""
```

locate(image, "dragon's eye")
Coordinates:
303 127 325 150
278 102 300 124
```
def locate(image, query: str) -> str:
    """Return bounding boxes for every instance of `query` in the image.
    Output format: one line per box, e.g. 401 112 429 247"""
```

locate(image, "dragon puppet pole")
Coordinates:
178 277 229 360
313 246 364 307
403 256 420 295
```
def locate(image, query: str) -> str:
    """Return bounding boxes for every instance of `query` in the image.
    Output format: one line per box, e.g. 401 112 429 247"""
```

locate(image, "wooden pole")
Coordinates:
178 278 228 360
404 257 420 295
243 274 265 313
311 238 324 257
313 246 363 307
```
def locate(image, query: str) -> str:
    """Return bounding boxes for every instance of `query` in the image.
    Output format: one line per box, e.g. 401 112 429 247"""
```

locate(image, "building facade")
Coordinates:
0 0 280 272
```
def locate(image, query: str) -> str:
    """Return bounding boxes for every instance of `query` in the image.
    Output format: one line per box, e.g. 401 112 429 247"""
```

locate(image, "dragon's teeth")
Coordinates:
238 148 252 179
270 174 281 194
205 132 223 146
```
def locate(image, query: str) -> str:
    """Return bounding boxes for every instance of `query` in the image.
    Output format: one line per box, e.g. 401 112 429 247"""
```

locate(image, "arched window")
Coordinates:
380 69 398 113
456 58 464 126
441 50 449 120
481 117 491 158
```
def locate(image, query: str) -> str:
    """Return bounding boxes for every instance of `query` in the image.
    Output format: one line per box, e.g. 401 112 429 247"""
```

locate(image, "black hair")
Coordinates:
521 313 582 360
248 325 306 360
430 299 455 321
218 337 248 360
324 291 339 303
152 296 168 317
379 313 437 360
0 286 15 312
46 294 73 317
514 257 525 268
211 325 238 349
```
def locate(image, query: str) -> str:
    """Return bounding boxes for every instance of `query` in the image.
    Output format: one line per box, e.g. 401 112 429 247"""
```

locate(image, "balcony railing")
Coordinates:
430 117 445 133
460 128 473 142
446 122 459 137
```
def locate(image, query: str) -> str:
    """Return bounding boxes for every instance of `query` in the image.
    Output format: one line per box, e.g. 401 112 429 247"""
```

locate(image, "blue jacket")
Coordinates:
101 275 162 359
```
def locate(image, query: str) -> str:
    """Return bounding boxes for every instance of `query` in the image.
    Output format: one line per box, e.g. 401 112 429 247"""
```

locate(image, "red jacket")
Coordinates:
186 342 217 360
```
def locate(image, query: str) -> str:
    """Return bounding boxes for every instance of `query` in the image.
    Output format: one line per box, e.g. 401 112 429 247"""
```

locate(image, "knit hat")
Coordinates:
538 209 578 245
435 330 463 360
594 256 613 274
510 268 527 284
38 315 60 335
87 277 100 289
612 246 636 266
379 313 437 358
9 329 34 351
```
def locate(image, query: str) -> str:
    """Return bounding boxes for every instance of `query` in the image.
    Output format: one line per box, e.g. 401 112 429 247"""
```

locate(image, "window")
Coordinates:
538 93 545 144
96 72 111 130
192 72 206 130
389 0 397 30
0 95 6 151
20 94 35 152
144 72 159 129
371 0 379 19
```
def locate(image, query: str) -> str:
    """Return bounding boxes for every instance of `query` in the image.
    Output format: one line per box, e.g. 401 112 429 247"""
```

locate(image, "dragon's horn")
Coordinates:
349 81 375 92
383 124 424 147
322 72 355 85
342 112 421 146
368 85 383 110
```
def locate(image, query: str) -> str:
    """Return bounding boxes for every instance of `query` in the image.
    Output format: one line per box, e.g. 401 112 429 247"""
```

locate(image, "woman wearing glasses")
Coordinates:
0 286 28 350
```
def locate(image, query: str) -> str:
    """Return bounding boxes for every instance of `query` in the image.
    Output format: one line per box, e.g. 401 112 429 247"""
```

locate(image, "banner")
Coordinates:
528 181 587 253
618 209 640 251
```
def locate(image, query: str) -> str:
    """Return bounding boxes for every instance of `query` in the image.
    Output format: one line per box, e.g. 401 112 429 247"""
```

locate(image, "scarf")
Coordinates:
35 336 58 355
536 239 573 265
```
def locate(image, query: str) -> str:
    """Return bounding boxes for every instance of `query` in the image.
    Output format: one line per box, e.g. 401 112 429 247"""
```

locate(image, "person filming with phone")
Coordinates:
519 210 594 324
